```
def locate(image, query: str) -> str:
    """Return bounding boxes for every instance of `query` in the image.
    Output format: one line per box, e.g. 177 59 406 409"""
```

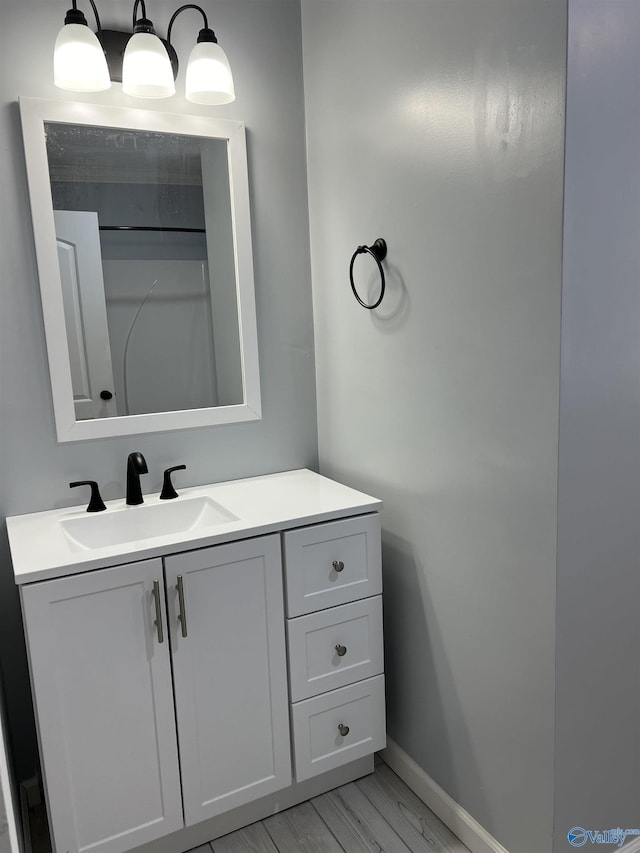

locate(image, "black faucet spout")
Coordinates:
126 452 148 505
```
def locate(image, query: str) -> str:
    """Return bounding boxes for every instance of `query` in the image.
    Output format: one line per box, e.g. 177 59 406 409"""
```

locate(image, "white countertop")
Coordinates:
7 469 381 585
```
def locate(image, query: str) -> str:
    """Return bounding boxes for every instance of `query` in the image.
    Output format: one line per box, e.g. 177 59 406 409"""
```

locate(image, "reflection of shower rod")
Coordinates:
99 226 205 233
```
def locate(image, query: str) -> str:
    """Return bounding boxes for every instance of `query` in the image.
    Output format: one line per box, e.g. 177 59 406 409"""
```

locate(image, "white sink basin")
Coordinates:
60 496 238 551
6 470 383 584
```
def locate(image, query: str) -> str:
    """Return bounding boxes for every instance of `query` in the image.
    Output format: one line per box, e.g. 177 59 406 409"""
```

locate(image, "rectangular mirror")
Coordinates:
20 98 261 441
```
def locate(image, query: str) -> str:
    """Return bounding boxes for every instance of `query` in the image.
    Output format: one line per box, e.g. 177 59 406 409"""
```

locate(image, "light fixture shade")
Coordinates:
122 32 175 98
54 23 111 92
185 41 235 105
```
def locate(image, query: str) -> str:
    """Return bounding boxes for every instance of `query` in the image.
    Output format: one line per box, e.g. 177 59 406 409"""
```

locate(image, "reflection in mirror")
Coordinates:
20 99 260 441
46 123 242 420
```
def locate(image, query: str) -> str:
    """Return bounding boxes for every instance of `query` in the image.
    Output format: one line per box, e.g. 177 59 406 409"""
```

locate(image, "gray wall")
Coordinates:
554 2 640 848
0 0 316 779
302 3 566 851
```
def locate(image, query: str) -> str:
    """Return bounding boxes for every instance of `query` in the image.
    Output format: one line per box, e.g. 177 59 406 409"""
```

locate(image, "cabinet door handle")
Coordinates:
335 644 347 657
332 560 345 573
176 575 188 638
338 723 350 737
152 580 164 644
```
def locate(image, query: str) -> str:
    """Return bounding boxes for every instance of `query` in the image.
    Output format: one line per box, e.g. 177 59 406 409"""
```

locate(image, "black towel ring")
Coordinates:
349 238 388 309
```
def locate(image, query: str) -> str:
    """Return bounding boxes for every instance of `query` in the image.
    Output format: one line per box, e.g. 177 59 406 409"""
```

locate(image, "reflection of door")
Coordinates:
54 210 117 420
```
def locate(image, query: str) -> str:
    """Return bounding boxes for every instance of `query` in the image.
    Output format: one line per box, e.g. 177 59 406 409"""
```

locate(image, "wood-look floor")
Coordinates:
30 758 469 853
193 760 469 853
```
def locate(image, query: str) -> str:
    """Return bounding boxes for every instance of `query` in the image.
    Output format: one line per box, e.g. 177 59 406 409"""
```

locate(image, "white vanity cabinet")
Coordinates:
9 470 385 853
21 536 290 853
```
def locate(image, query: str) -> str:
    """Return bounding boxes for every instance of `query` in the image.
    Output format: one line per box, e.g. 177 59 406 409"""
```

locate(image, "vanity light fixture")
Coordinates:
54 0 235 104
168 4 235 104
53 0 111 92
121 1 175 98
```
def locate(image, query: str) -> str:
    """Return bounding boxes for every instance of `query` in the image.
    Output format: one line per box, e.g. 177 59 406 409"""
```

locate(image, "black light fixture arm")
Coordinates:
167 4 218 46
66 0 103 33
132 0 159 35
132 0 148 29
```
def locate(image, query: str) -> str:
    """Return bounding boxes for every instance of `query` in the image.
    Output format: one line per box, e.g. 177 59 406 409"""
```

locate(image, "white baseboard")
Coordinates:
380 738 509 853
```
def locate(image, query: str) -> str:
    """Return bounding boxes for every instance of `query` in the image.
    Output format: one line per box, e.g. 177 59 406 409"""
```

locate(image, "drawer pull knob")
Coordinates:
332 560 345 573
335 644 347 657
338 723 350 737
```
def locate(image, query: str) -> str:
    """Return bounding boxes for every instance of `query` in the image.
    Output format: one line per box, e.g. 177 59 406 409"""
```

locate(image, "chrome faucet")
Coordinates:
126 452 148 505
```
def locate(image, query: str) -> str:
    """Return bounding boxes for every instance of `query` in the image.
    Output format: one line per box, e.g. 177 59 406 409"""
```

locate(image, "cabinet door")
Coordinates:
165 535 291 825
21 560 183 853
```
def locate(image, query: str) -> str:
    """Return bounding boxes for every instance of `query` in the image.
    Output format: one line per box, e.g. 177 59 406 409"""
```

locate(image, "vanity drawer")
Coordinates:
290 675 386 782
283 514 381 617
287 596 383 702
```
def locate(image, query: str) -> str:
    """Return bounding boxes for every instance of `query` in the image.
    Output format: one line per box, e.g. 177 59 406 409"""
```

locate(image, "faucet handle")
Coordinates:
70 480 107 513
160 465 187 500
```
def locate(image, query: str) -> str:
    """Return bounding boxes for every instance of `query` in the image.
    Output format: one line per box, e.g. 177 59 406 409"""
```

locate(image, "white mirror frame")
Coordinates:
19 97 261 442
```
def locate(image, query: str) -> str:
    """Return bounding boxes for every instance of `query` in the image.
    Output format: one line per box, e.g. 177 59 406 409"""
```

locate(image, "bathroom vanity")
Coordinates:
7 469 385 853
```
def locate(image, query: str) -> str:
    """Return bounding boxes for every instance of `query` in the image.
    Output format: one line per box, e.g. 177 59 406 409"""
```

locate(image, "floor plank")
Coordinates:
374 764 468 852
312 781 413 853
211 821 280 853
262 801 344 853
356 766 468 853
